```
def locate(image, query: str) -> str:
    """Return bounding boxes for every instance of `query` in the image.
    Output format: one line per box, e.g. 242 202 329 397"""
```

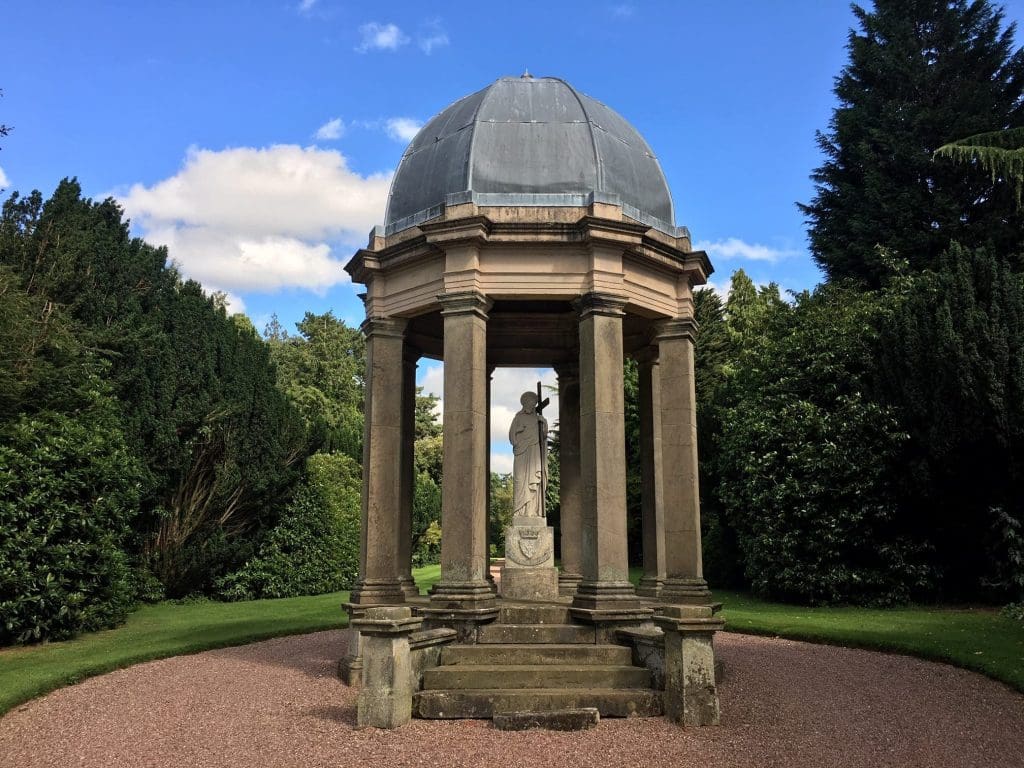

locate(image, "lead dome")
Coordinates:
384 75 677 234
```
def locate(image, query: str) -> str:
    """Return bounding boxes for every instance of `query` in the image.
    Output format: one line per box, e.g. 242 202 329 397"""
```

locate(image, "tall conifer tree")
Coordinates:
802 0 1024 286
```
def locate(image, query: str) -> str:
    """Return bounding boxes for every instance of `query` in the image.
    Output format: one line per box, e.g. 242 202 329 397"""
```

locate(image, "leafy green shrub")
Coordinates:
716 283 931 605
216 453 361 600
0 391 142 644
719 393 928 604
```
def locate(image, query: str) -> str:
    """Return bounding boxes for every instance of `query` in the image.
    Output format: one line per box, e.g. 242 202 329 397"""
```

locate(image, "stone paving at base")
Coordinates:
1 630 1022 768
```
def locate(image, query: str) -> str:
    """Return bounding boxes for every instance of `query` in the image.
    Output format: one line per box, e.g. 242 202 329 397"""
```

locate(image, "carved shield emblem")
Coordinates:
508 526 550 567
519 536 539 560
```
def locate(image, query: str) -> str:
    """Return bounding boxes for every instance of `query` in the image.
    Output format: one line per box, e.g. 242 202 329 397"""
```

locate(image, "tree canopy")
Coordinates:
801 0 1024 285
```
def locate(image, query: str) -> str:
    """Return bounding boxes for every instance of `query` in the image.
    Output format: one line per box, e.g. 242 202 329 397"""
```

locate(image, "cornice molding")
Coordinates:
575 291 628 319
437 290 493 319
653 317 699 343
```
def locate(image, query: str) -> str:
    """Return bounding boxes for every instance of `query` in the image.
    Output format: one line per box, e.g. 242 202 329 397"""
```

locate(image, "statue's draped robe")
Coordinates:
510 411 548 517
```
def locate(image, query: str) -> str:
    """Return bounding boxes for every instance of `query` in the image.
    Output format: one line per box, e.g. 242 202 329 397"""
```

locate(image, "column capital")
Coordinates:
653 317 699 343
361 316 408 339
575 292 627 319
437 290 492 319
554 361 579 383
633 345 660 366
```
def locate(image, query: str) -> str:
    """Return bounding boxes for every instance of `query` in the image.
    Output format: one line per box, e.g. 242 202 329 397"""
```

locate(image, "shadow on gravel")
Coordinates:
213 630 350 681
306 704 357 726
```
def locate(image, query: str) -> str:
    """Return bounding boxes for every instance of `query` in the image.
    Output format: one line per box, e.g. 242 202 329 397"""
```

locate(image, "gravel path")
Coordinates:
2 630 1022 768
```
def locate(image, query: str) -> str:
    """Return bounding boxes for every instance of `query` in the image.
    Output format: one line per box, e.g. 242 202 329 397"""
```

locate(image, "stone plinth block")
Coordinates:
501 520 559 601
352 607 422 729
653 605 725 727
493 708 600 731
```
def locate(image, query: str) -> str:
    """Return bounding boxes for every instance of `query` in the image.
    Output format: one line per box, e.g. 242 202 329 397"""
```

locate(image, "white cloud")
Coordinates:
206 287 246 314
0 166 8 188
385 117 423 143
491 453 513 475
695 237 798 263
117 144 391 295
356 22 409 52
610 3 636 17
298 0 317 12
703 277 732 300
314 117 344 141
418 20 449 54
417 363 560 478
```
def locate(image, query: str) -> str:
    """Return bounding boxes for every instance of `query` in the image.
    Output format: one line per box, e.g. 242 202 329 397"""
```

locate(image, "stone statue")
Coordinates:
509 390 548 518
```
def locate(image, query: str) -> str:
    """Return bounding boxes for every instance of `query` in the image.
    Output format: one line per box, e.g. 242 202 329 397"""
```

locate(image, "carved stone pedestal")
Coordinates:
653 604 725 727
500 516 559 601
352 606 422 729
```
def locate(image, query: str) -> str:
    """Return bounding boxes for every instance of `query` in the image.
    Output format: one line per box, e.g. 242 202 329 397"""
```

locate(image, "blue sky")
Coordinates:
5 0 1024 470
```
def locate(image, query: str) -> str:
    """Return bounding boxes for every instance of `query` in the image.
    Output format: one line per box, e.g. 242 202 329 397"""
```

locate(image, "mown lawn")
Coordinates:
715 590 1024 693
1 565 1021 717
0 592 350 715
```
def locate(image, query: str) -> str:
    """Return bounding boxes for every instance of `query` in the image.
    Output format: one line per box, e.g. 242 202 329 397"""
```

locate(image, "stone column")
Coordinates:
426 292 497 626
353 606 422 729
653 605 725 726
636 349 666 598
350 317 408 606
555 362 583 596
656 318 711 604
399 345 419 599
486 365 498 594
570 293 647 622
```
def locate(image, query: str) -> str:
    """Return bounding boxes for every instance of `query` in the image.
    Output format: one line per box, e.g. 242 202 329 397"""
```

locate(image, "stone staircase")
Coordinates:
414 603 662 719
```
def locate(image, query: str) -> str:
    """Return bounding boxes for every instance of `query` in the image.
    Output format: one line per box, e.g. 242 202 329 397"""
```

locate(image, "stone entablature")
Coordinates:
345 200 711 336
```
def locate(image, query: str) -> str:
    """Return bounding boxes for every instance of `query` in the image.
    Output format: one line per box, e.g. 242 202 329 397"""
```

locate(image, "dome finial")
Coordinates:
521 68 532 79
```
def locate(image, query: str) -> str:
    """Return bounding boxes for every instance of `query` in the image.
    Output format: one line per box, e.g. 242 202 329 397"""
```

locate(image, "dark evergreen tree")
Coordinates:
874 244 1024 599
802 0 1024 285
0 180 312 597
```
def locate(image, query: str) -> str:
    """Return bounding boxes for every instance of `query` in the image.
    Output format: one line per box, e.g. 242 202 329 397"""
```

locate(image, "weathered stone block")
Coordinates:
654 604 725 727
353 607 422 729
493 708 600 731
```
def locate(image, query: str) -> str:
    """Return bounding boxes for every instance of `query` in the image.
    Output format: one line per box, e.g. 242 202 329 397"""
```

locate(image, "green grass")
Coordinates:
0 591 350 715
714 589 1024 693
1 565 1021 718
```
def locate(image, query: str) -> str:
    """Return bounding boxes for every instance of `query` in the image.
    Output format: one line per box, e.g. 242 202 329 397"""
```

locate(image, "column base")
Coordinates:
636 576 665 598
558 571 583 597
570 581 653 643
660 577 712 605
421 582 499 643
570 580 650 622
400 576 420 599
428 580 497 609
349 578 407 606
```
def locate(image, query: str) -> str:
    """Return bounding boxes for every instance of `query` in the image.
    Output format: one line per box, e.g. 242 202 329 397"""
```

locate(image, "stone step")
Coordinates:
477 623 595 645
498 603 572 624
441 643 632 667
493 708 600 731
415 688 663 719
422 664 651 691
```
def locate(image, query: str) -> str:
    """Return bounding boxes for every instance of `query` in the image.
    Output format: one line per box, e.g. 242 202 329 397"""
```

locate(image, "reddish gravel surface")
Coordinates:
2 630 1023 768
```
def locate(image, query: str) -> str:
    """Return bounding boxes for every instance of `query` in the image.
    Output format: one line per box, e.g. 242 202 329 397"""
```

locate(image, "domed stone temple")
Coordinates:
343 75 723 728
